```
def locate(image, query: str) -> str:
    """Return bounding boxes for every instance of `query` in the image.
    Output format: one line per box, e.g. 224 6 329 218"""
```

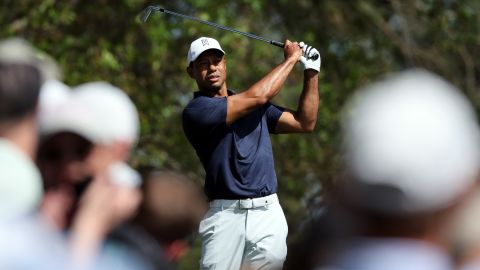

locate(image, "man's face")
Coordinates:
37 132 118 190
37 132 119 229
37 132 94 189
187 49 227 94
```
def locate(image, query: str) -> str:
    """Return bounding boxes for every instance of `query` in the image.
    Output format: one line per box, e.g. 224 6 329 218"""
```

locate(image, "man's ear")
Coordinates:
186 65 194 79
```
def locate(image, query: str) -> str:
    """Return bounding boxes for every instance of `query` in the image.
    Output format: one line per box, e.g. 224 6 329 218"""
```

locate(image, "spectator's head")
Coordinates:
38 84 93 189
69 81 140 178
0 39 42 159
337 69 480 237
37 81 140 229
71 82 140 161
38 81 140 188
0 38 60 82
0 38 45 218
0 38 60 157
136 171 207 261
0 63 40 129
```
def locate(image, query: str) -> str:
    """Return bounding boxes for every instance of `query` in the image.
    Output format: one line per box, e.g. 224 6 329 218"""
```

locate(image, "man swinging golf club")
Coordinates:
182 36 320 269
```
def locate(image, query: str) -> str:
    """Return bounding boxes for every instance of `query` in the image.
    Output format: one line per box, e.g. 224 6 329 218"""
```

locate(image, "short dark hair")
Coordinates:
136 170 207 244
0 62 41 124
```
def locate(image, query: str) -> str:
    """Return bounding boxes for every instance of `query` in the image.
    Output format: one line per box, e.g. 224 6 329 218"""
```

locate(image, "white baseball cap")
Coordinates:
187 37 225 65
0 38 61 81
40 81 139 146
341 69 480 214
71 82 140 145
38 79 102 143
38 80 71 118
39 97 104 144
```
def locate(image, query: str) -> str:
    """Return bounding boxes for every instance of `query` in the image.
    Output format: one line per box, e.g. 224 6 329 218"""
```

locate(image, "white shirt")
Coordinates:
0 138 43 218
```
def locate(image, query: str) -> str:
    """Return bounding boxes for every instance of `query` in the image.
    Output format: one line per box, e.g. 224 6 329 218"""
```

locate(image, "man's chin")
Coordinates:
203 84 222 93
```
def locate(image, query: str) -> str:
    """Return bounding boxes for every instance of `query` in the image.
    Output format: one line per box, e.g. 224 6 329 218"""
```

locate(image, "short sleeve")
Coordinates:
265 102 285 134
182 96 227 139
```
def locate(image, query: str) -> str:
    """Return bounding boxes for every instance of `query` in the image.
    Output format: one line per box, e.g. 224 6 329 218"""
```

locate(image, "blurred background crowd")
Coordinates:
2 1 480 269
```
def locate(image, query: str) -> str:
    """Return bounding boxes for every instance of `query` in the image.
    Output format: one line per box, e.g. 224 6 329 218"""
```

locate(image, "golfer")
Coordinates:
182 36 320 269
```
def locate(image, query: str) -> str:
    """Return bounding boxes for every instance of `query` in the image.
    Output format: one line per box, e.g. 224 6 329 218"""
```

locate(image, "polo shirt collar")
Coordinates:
194 89 236 98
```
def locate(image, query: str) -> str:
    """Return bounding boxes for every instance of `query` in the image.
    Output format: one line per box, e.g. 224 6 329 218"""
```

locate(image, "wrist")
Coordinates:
304 69 319 76
284 56 298 66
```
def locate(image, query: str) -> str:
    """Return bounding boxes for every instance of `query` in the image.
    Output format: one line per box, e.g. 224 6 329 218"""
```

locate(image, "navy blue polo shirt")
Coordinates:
182 90 284 200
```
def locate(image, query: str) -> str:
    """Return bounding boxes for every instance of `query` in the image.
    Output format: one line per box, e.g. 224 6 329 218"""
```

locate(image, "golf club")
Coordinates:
140 5 319 60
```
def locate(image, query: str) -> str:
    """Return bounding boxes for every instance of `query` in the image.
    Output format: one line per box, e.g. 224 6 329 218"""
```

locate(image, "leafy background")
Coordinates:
2 0 479 268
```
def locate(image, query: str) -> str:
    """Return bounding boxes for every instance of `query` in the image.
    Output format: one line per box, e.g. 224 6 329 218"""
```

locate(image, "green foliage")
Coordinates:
2 0 479 268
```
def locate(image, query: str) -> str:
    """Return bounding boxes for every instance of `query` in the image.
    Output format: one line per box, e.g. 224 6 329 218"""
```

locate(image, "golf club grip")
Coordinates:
271 40 320 60
270 40 284 48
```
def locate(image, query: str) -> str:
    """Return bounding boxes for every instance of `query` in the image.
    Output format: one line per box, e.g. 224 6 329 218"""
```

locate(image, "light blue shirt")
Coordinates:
0 139 42 218
316 237 453 270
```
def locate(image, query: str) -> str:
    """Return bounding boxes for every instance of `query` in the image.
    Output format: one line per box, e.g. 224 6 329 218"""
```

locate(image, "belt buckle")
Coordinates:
239 198 253 209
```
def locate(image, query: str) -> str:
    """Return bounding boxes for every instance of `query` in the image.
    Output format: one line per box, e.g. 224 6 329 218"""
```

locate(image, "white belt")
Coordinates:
209 194 278 209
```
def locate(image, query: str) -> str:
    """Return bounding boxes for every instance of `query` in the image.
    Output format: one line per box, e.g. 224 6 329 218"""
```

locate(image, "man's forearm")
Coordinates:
296 70 319 131
244 57 298 101
225 40 302 125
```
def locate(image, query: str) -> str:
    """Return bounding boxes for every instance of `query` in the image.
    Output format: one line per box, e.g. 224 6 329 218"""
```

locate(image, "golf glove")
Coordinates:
299 42 321 72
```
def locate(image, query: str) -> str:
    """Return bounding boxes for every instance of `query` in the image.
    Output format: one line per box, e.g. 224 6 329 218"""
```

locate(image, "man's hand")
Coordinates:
283 40 302 63
299 42 321 72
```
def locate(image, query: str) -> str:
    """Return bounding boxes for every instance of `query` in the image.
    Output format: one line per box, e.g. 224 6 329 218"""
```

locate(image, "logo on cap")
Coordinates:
201 39 209 46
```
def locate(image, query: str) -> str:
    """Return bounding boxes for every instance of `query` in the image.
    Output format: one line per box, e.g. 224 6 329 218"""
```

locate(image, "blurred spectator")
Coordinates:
284 207 355 270
71 162 142 268
137 171 207 262
0 37 61 82
0 53 43 218
104 170 208 270
72 81 140 162
0 37 68 269
315 69 480 270
36 80 77 228
36 81 142 267
38 81 139 178
448 187 480 270
37 81 141 228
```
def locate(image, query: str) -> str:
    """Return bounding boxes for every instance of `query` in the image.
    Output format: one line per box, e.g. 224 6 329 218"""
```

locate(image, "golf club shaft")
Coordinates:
142 6 284 48
141 5 319 60
162 8 285 48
